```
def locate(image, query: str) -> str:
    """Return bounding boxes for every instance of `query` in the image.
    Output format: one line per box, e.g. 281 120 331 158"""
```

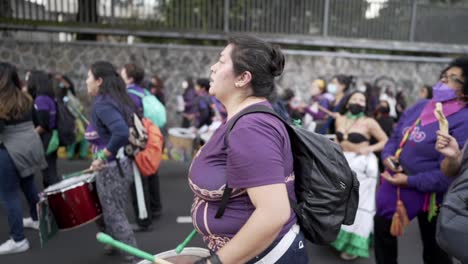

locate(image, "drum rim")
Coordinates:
168 127 197 139
137 247 210 264
44 174 96 195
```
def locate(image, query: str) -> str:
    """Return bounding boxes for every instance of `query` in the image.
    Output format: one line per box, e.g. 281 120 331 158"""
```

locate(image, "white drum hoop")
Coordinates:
168 128 196 139
137 247 210 264
43 173 96 195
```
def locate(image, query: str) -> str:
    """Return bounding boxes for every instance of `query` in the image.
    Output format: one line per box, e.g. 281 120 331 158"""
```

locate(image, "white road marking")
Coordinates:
176 216 192 223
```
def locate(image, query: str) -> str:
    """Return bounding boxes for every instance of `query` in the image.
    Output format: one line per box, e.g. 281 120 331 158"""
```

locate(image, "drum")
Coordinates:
137 247 210 264
43 173 101 230
167 128 197 162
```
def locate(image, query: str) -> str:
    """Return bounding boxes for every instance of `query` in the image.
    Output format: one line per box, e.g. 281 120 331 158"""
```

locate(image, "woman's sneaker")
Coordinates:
0 239 29 255
23 217 39 230
340 252 359 260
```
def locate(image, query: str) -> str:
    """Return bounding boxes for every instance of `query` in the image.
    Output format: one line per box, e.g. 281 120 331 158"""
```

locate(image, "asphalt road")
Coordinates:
0 159 427 264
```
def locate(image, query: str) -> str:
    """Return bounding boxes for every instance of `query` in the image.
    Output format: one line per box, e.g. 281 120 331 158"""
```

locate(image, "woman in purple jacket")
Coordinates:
86 61 138 264
374 57 468 264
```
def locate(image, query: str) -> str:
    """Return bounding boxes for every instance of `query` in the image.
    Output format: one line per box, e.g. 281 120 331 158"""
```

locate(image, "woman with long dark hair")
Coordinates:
27 70 60 188
85 61 138 263
0 62 46 254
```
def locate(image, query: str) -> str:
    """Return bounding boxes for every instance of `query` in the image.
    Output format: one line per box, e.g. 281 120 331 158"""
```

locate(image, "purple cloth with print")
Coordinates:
127 84 145 111
34 95 56 129
188 101 297 251
85 123 106 152
377 99 468 220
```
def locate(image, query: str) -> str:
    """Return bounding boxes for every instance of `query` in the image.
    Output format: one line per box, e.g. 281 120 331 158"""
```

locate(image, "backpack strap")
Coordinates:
215 104 289 219
128 89 145 98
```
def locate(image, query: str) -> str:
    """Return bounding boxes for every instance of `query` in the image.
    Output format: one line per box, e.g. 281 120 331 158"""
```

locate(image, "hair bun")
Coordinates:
270 45 285 77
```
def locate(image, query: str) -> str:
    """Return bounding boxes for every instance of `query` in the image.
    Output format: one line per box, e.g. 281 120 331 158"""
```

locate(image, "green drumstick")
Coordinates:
96 232 173 264
175 229 198 254
62 169 93 179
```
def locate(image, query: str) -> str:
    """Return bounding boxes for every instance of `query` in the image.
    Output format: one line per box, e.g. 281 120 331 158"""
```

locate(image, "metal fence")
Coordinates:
1 0 468 45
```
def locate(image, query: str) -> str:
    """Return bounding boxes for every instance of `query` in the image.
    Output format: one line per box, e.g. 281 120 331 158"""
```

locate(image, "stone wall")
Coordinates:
0 39 451 127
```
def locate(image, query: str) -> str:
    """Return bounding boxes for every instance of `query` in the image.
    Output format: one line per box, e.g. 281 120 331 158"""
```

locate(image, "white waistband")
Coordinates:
254 224 300 264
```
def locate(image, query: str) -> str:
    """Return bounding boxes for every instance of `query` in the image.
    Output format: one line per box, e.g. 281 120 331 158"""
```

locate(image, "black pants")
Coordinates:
131 172 162 227
374 213 452 264
42 151 59 189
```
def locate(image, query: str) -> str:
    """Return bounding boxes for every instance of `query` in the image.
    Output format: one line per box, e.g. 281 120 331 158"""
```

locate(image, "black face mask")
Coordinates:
348 103 365 115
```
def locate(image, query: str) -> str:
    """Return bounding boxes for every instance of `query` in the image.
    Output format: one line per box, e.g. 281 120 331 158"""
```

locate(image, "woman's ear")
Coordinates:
236 71 252 88
96 77 103 87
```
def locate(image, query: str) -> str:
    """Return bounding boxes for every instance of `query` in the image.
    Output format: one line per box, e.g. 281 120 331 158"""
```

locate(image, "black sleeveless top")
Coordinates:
336 131 369 144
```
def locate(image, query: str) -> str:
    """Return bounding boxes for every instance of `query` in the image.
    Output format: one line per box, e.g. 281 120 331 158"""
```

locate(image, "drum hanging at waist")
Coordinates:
166 127 197 162
42 173 102 230
137 247 210 264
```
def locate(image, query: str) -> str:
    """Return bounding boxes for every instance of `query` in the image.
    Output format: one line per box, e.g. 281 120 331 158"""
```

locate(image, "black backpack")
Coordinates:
215 105 359 244
56 98 76 146
436 154 468 263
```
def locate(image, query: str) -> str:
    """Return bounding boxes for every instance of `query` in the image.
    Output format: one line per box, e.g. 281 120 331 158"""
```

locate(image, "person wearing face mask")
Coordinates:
330 91 388 260
375 100 394 138
319 74 354 134
374 57 468 264
374 100 395 173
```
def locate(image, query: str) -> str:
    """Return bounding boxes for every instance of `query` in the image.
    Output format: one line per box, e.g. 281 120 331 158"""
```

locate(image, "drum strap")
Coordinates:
115 158 125 178
215 187 232 219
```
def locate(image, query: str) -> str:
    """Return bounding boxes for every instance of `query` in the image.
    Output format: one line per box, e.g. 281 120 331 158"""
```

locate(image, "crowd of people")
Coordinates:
0 34 467 264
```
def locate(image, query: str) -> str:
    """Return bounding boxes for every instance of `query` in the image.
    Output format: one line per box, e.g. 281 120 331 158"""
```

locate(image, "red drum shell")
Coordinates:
44 174 101 230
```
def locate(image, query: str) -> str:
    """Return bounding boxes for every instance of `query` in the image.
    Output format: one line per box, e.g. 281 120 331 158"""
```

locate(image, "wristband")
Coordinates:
93 150 108 161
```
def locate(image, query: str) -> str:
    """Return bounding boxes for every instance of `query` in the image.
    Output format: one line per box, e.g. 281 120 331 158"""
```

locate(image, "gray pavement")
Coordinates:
0 159 425 264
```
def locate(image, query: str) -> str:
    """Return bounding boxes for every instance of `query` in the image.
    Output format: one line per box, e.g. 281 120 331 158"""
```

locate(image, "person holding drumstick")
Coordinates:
85 61 138 264
188 35 308 264
0 62 46 254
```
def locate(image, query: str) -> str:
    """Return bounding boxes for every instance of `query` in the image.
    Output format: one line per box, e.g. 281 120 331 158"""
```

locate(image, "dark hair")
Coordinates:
90 61 136 121
196 78 210 92
123 63 145 85
421 84 433 99
150 75 164 91
227 35 285 99
0 62 32 120
333 74 355 92
442 57 468 102
27 70 54 98
61 75 76 95
339 91 369 115
55 74 76 99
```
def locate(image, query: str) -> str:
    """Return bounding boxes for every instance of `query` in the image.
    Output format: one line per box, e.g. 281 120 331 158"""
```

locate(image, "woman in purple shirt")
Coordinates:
374 57 468 264
27 70 60 188
190 35 308 264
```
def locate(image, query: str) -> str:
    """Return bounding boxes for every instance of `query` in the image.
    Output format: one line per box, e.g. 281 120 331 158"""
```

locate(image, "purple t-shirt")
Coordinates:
34 95 56 129
188 102 297 251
